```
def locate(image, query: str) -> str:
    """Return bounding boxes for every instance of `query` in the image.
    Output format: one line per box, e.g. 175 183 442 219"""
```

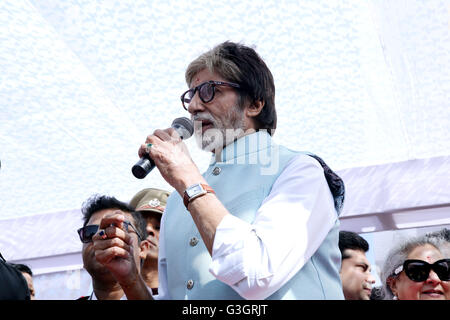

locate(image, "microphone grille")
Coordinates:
171 117 194 139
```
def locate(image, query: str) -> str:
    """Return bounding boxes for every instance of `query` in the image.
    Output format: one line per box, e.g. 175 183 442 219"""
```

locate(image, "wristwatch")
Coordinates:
183 183 215 209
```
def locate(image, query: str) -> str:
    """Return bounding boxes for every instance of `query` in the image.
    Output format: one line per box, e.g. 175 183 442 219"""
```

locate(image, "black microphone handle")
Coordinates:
131 155 156 179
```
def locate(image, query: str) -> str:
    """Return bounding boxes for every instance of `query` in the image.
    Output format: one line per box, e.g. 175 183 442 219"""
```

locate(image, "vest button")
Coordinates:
189 237 199 246
212 167 221 175
187 279 194 290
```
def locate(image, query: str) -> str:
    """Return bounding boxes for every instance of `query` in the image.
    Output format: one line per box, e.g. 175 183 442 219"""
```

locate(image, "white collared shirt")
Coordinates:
155 153 337 300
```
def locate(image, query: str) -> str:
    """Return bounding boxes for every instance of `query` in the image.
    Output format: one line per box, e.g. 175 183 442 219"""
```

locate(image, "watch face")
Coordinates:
187 184 202 197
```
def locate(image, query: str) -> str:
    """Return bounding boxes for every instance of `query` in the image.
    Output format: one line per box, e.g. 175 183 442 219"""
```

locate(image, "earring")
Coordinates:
393 295 398 300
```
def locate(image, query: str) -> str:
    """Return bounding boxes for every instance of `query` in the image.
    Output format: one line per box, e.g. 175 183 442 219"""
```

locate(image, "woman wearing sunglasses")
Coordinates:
380 234 450 300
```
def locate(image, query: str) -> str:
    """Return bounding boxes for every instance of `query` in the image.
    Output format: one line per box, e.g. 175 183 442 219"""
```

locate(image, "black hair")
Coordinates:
426 227 450 242
339 231 369 259
220 42 276 131
81 194 148 242
370 286 385 300
10 263 33 276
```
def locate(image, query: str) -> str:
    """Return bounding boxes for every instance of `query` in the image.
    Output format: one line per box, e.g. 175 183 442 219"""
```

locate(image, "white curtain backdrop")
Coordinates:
1 0 449 299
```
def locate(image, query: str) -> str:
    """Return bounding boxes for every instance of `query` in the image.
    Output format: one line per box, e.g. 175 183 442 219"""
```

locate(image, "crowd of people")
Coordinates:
338 229 449 300
2 200 448 301
77 193 450 300
1 41 449 300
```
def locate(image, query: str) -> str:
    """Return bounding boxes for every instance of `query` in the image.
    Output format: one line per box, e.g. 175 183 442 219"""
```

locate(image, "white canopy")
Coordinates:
1 0 449 299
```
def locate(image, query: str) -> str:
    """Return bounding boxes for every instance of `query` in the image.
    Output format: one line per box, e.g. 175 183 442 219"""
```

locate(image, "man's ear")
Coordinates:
139 240 150 260
245 100 264 118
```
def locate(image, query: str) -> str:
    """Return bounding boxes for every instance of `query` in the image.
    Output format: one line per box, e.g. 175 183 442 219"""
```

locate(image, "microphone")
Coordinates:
132 117 194 179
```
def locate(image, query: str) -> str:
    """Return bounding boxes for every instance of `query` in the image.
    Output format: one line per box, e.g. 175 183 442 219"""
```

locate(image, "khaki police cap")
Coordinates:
129 188 171 215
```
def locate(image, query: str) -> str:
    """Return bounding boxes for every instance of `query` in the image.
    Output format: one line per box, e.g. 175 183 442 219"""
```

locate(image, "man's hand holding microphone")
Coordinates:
134 117 206 195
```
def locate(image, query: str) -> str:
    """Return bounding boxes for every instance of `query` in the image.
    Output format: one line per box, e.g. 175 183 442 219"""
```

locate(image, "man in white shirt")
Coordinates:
92 41 345 300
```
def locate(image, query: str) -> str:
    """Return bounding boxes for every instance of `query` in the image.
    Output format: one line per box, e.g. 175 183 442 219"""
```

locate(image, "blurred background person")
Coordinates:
77 194 150 300
0 162 30 300
0 253 30 300
129 188 170 295
426 228 450 257
338 231 376 300
11 263 35 300
381 233 449 300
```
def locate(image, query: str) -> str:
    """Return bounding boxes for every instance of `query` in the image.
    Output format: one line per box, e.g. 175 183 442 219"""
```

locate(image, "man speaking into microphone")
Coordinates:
93 41 346 300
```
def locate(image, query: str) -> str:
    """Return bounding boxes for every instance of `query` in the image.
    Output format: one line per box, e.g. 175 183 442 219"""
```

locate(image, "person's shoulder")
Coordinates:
284 152 324 172
0 256 30 300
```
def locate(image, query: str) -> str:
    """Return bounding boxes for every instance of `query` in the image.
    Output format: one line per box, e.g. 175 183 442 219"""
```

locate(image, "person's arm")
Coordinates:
120 273 153 300
208 154 338 299
139 129 337 299
92 212 153 300
139 128 231 255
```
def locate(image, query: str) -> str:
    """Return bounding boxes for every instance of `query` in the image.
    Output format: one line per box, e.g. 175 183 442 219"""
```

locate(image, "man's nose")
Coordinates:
147 226 155 237
187 91 206 115
367 273 376 284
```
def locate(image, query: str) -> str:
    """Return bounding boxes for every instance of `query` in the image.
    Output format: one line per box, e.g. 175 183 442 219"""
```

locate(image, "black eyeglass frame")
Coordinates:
77 221 144 243
180 80 241 110
393 258 450 282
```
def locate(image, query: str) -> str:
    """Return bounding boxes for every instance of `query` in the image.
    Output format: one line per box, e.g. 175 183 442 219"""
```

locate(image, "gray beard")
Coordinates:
196 126 245 153
193 106 246 153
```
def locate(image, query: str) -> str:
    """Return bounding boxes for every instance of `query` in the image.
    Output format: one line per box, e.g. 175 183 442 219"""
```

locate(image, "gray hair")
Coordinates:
426 228 450 257
380 234 446 300
185 45 247 109
184 41 277 133
185 46 242 87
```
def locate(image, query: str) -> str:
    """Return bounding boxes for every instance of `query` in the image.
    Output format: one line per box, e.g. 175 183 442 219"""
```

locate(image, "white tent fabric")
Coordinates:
1 0 449 299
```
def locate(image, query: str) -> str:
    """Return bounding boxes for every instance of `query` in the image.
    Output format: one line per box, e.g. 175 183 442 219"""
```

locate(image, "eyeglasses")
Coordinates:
77 221 143 243
180 80 240 110
393 259 450 282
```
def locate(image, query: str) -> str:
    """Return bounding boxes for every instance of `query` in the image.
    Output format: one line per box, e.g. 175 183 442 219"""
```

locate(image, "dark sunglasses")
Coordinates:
393 259 450 282
180 80 240 110
77 221 143 243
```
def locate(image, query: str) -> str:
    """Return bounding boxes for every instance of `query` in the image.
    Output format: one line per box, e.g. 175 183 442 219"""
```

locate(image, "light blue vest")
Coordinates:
162 131 344 299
